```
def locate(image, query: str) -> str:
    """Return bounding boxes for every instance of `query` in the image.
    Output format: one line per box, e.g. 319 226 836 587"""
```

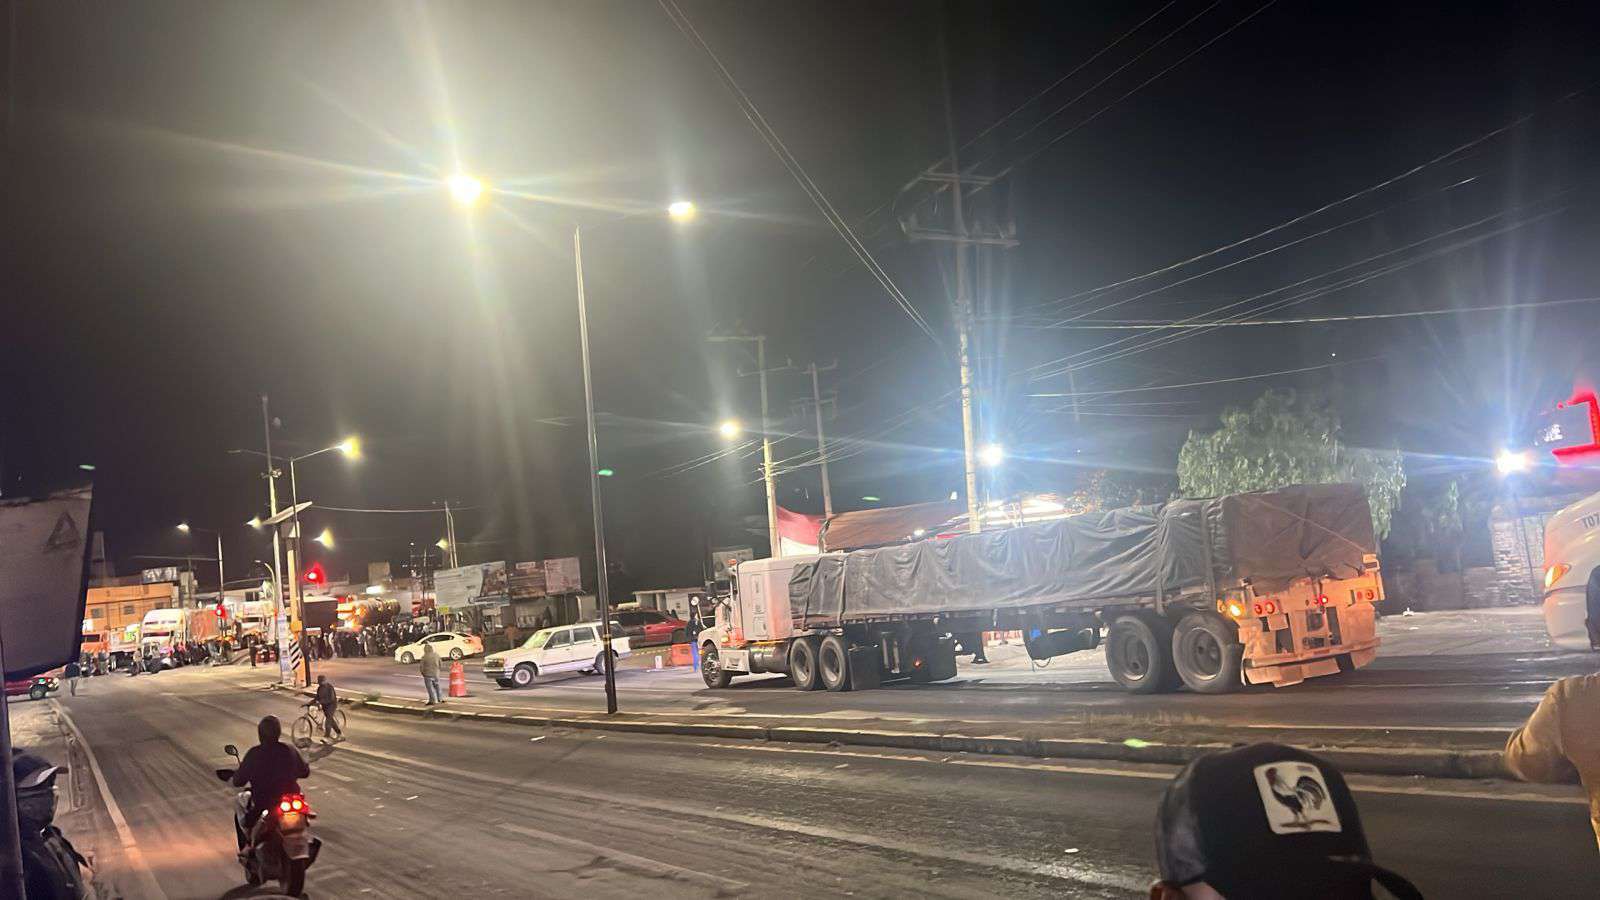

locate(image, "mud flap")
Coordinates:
847 645 881 691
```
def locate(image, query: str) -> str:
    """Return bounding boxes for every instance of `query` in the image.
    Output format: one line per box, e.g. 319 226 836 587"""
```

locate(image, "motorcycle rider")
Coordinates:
231 715 310 853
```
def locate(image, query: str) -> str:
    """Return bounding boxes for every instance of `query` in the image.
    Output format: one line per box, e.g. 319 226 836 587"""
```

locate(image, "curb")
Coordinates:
270 683 1511 780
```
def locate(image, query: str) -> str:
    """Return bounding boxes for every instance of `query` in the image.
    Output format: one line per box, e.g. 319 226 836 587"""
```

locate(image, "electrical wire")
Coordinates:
1025 84 1594 314
1027 358 1374 399
317 505 478 514
1009 295 1600 329
989 0 1278 179
658 0 942 346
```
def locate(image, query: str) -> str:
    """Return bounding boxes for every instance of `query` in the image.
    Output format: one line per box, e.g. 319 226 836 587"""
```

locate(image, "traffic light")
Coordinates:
214 602 227 619
304 562 325 586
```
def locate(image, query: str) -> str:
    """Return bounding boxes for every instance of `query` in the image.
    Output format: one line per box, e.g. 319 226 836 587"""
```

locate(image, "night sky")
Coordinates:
7 1 1599 595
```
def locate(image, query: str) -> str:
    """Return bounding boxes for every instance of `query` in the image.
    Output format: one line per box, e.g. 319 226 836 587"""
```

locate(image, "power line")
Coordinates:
990 0 1278 179
1023 200 1565 380
1029 358 1374 399
316 505 477 514
658 0 941 345
1025 84 1594 314
1009 295 1600 329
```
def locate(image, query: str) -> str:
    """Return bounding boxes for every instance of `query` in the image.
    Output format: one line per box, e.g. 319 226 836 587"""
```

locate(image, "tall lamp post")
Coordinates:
235 436 359 685
176 522 227 613
450 173 695 714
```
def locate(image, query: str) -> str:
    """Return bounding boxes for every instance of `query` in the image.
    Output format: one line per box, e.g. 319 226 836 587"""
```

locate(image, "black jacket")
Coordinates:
232 740 309 809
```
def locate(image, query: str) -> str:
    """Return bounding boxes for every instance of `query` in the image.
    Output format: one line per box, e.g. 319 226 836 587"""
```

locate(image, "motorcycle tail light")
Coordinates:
279 800 291 812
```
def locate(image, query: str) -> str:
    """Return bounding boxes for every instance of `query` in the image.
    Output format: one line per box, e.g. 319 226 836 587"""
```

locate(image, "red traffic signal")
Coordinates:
214 602 227 619
303 562 325 585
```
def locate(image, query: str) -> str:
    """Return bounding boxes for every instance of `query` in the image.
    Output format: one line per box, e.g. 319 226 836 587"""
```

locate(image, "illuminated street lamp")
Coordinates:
313 528 335 549
176 522 227 611
667 199 697 222
718 419 742 440
1496 449 1532 476
450 184 695 715
979 443 1005 468
447 173 485 207
435 538 450 552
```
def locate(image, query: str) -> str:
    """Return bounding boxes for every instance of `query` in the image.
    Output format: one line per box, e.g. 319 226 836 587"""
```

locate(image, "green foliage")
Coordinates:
1176 389 1406 538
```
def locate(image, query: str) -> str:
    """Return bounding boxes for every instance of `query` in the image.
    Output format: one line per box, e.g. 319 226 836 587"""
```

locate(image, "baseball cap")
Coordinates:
1155 743 1423 900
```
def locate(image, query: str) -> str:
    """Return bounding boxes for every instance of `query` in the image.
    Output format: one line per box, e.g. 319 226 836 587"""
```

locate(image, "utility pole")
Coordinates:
260 396 286 672
439 500 460 568
896 130 1017 533
708 333 787 557
801 361 838 518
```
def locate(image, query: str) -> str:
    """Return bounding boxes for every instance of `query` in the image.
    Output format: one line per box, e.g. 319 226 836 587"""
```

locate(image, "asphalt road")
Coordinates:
296 607 1599 738
13 663 1600 899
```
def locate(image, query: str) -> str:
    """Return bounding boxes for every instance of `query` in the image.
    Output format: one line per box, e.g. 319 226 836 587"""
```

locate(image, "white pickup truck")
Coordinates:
482 621 631 688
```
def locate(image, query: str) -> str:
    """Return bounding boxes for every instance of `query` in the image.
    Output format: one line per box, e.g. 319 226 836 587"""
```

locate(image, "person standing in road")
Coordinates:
314 674 342 742
420 643 443 705
1505 672 1600 849
64 659 81 696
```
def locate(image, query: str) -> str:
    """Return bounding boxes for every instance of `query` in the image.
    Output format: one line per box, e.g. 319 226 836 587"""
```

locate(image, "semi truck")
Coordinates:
1540 488 1600 650
697 483 1386 694
139 608 221 668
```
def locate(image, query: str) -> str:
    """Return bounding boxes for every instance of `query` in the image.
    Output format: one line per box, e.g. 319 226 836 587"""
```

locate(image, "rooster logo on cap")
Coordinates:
1264 766 1331 828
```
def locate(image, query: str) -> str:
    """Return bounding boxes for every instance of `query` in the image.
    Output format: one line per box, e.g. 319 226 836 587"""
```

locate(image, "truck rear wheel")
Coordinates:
1106 613 1179 693
818 635 852 692
789 636 822 691
1171 610 1244 694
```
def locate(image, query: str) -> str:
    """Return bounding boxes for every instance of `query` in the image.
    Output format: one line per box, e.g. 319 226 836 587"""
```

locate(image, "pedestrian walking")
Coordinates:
420 644 443 705
314 674 342 741
1505 672 1600 849
64 659 80 696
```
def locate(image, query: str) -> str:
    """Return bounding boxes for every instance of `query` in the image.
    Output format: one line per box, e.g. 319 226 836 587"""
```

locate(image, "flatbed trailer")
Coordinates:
697 483 1385 694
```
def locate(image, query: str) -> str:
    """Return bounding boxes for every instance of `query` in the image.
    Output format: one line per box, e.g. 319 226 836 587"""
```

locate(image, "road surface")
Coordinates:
11 655 1599 899
297 608 1597 742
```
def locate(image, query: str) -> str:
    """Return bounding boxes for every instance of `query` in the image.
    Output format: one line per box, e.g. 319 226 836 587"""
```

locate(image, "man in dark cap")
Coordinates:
1151 742 1422 899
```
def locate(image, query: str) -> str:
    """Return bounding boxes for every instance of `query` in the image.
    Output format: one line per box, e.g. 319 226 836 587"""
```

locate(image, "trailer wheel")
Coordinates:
1171 610 1243 694
818 635 852 692
789 636 822 691
700 643 733 689
1106 613 1179 693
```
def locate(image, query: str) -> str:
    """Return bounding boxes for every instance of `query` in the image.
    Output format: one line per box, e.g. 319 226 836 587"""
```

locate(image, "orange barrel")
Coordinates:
669 642 693 667
448 660 468 697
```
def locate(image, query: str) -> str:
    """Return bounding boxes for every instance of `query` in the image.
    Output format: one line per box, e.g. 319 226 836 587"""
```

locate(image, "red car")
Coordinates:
5 676 60 702
609 609 689 646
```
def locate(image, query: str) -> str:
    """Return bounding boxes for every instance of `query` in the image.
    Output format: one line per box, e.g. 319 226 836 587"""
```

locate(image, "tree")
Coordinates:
1176 389 1406 538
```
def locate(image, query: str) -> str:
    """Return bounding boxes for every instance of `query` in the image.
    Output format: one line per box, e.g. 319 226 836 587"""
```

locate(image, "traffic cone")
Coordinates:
448 660 468 697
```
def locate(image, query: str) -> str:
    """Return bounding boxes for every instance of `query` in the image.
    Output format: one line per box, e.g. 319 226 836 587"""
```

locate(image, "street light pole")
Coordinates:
804 361 837 519
288 456 310 686
574 225 619 715
261 396 286 666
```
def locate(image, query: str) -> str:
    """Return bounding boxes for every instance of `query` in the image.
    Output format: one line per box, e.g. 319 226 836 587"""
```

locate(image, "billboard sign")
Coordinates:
434 561 510 607
545 557 581 595
710 547 754 580
0 487 94 679
141 565 180 584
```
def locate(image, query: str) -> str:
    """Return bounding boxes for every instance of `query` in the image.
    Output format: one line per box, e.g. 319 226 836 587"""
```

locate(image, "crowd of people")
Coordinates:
300 617 464 661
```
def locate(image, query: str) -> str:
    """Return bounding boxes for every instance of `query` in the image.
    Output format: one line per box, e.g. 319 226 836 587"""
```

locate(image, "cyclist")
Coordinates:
312 674 342 742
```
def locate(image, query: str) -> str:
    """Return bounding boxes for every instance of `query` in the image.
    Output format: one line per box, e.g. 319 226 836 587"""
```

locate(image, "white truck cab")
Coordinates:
482 621 631 688
1541 490 1600 650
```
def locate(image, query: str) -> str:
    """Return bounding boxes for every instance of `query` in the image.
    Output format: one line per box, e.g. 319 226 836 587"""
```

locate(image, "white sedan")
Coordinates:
395 632 483 663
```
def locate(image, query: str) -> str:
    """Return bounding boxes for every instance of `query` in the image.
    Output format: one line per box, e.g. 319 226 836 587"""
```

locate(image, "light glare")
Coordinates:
718 419 742 440
979 444 1005 467
667 200 697 221
1495 449 1532 475
448 173 485 207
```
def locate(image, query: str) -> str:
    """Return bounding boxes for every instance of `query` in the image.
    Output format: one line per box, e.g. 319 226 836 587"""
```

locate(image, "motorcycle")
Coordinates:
215 743 321 896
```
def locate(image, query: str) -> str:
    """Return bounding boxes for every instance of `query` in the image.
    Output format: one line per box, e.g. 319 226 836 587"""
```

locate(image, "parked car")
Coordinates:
5 676 60 702
482 622 631 688
609 609 689 646
394 631 482 663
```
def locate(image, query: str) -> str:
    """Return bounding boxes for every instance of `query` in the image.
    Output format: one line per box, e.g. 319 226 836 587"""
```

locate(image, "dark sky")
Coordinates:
7 1 1599 594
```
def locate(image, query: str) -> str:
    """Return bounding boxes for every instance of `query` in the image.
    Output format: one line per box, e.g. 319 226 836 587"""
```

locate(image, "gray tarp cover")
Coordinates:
790 484 1375 625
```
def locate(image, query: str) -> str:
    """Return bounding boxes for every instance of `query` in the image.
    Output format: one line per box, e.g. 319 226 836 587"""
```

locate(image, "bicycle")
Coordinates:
291 701 347 746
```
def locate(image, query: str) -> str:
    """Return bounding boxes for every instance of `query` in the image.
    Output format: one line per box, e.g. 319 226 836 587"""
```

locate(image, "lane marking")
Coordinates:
50 701 170 900
671 738 1589 807
500 823 747 891
321 770 355 783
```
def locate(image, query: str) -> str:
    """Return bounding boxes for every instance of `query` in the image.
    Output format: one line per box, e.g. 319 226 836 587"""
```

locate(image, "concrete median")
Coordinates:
272 683 1516 781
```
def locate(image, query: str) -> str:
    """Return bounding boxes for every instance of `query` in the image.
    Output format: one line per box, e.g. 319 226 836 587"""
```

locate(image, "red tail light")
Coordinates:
279 793 308 814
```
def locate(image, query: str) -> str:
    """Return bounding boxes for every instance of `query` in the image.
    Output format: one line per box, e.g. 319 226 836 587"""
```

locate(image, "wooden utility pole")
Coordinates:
801 361 838 518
